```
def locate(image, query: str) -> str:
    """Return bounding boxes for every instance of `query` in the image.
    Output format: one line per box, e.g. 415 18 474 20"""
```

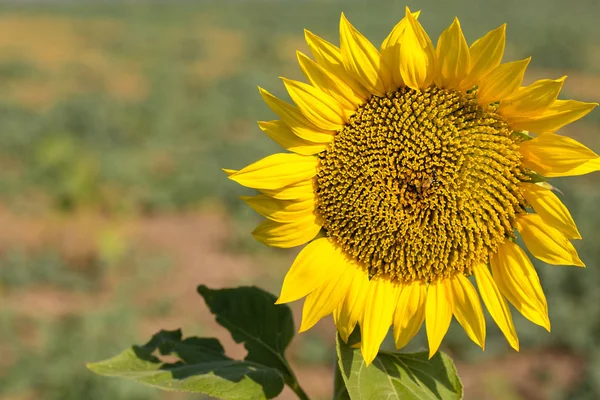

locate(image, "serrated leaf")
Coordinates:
336 335 463 400
87 330 284 400
197 285 296 384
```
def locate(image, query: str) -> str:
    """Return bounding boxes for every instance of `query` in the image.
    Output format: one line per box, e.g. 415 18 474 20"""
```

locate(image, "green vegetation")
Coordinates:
0 1 599 399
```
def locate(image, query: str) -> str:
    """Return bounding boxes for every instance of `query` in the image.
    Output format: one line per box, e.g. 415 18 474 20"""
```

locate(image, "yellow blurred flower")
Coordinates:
226 7 598 365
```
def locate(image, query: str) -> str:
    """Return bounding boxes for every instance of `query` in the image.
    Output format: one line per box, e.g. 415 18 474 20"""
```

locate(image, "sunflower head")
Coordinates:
227 7 598 365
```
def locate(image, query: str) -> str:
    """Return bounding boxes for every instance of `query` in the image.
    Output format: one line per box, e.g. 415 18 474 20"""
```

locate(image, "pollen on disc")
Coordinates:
315 86 529 284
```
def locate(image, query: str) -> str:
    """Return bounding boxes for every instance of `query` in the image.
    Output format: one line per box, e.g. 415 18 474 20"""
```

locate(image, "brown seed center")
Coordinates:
314 86 528 283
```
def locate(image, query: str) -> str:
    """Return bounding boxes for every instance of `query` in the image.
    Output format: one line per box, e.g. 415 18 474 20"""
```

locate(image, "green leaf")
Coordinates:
88 286 307 400
197 285 296 382
336 335 463 400
87 329 285 400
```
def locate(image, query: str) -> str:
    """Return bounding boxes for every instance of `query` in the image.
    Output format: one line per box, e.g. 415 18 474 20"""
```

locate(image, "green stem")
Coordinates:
282 359 310 400
287 378 310 400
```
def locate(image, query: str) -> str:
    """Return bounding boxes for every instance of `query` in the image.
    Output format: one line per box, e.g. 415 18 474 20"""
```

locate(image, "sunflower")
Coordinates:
226 7 598 365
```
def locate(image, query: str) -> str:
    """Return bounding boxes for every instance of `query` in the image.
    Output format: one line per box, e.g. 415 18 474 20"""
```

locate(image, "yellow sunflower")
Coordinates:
226 7 598 365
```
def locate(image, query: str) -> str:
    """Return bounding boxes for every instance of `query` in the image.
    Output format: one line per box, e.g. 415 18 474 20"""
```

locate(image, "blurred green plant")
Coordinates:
0 249 97 290
0 308 161 400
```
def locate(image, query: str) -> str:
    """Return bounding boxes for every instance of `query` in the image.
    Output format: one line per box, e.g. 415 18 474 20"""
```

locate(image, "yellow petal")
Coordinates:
436 18 470 89
361 278 400 365
498 77 566 118
491 241 550 330
282 78 346 130
514 214 584 267
562 157 600 176
260 179 315 201
277 237 347 304
508 99 597 134
458 24 506 91
252 216 321 249
259 87 335 142
300 258 354 332
425 280 453 359
380 11 420 88
449 274 486 349
304 29 371 100
229 153 317 190
241 194 315 223
520 182 580 239
400 6 437 90
381 10 421 51
334 267 369 343
296 51 363 112
393 280 426 350
339 13 390 96
519 132 599 178
222 168 237 177
473 263 519 351
258 120 327 156
477 58 531 105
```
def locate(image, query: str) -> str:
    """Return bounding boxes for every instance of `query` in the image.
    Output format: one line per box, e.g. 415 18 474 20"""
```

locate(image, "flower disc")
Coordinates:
316 86 527 283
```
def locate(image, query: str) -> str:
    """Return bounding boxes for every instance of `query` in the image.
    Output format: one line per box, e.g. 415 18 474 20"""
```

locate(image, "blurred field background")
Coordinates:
0 1 599 399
